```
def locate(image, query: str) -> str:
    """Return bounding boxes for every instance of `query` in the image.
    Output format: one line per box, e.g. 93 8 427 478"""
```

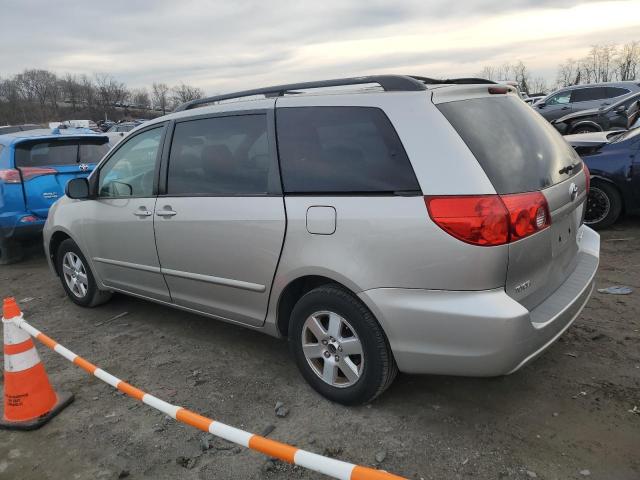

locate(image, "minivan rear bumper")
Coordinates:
358 225 600 376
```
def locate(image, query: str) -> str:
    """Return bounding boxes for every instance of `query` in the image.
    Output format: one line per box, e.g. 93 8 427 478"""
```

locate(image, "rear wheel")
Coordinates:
289 285 397 405
584 181 622 229
56 239 112 307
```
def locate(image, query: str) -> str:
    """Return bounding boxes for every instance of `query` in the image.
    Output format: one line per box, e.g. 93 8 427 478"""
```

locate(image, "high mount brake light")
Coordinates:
425 192 551 246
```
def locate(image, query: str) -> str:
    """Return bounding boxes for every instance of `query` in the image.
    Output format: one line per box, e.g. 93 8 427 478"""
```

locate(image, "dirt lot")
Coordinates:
1 219 639 480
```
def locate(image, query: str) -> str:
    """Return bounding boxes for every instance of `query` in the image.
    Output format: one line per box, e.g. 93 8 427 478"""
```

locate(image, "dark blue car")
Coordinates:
570 128 640 228
0 128 110 263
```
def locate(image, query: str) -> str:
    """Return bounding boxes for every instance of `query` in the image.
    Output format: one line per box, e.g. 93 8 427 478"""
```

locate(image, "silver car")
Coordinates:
44 76 600 405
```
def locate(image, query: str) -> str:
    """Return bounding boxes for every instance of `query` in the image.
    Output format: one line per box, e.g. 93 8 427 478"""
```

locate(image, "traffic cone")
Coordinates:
0 298 73 430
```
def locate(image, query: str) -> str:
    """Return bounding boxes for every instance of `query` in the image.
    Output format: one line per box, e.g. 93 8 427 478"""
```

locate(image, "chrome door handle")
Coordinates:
156 209 177 217
133 209 152 217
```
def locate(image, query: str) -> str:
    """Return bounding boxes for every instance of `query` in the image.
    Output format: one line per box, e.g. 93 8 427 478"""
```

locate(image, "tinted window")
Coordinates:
167 114 275 195
15 138 110 167
571 87 607 102
606 86 630 98
277 107 419 193
98 127 162 197
437 96 581 194
546 91 571 105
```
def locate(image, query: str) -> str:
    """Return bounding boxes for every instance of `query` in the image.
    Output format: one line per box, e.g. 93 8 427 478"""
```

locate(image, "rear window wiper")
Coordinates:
558 162 581 175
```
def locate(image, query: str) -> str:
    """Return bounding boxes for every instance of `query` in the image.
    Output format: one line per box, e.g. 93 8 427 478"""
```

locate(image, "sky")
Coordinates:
1 0 639 94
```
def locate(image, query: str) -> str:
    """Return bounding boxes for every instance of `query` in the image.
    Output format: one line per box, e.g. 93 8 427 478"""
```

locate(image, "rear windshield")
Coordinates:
15 138 110 167
437 96 581 194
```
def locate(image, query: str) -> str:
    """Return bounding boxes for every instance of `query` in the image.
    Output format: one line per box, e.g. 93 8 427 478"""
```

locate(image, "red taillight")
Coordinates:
0 169 22 183
425 192 551 246
488 86 509 94
0 167 57 183
501 192 550 242
583 163 590 194
425 195 509 246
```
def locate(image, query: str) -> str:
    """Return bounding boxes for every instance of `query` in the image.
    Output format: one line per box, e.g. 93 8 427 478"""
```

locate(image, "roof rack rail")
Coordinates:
173 75 427 112
410 76 496 85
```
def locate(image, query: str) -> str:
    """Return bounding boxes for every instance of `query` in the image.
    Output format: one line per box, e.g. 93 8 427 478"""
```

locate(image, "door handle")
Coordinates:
133 209 152 217
561 106 570 110
156 208 177 217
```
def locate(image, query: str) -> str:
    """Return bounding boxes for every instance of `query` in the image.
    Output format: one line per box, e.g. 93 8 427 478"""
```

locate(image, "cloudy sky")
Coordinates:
1 0 639 93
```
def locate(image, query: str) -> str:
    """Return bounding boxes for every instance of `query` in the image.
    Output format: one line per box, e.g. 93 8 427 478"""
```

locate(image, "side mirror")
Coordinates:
66 178 90 199
614 105 626 114
537 102 546 108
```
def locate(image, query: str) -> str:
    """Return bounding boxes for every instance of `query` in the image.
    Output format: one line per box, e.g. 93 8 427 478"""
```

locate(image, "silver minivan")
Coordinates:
44 76 600 404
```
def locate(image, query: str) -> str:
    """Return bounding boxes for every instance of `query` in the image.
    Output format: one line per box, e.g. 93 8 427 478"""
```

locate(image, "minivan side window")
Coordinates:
98 127 163 198
166 114 274 195
276 107 420 193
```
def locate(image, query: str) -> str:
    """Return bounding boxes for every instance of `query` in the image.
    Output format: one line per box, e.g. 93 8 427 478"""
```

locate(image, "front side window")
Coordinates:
546 91 571 105
98 127 163 198
276 107 419 193
167 114 274 195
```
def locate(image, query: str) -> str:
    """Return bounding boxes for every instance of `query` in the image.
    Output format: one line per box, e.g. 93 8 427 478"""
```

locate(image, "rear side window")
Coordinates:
277 107 420 194
571 87 607 102
437 96 581 194
167 114 276 195
605 86 630 98
14 139 110 168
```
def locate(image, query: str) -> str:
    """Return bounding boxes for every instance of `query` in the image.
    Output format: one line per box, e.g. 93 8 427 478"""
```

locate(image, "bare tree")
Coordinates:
477 65 497 81
14 69 58 121
152 82 170 114
510 61 531 94
616 41 640 81
556 58 579 88
582 44 617 83
529 77 548 95
171 83 204 108
95 73 128 109
60 74 83 111
130 88 151 109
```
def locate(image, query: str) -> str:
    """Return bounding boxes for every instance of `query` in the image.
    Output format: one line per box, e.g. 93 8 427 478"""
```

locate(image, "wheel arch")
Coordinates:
568 120 603 134
276 274 359 338
49 230 74 276
590 175 626 213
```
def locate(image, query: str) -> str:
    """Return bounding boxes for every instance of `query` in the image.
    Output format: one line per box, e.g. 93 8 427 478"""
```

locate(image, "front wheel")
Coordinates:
289 285 397 405
584 181 622 229
56 239 112 307
570 124 601 134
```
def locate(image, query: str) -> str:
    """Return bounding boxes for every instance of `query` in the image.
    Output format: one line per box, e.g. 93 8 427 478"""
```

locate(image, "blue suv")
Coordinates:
0 128 110 263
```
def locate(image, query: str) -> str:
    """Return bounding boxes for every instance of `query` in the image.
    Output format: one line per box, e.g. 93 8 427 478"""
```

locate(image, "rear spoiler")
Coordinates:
430 84 518 104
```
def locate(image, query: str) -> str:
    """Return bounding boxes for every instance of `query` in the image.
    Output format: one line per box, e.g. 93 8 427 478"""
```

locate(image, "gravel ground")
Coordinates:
0 219 639 480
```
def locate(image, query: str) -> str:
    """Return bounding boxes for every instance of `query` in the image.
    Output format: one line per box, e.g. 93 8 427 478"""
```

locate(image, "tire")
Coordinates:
570 124 600 134
288 284 397 405
56 238 112 307
0 238 23 265
584 181 622 229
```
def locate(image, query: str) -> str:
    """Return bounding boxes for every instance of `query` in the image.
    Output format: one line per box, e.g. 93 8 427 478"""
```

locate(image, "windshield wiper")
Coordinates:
559 162 581 175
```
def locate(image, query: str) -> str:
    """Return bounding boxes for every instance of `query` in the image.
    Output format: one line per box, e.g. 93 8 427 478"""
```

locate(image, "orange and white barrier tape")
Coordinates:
8 313 406 480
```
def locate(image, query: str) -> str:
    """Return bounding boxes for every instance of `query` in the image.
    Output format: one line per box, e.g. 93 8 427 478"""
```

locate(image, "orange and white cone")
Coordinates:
0 298 73 430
